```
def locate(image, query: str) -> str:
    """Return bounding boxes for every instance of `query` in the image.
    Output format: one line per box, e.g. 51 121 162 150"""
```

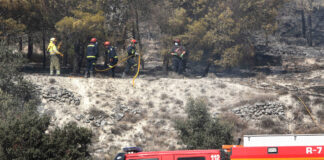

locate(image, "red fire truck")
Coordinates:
114 134 324 160
114 147 224 160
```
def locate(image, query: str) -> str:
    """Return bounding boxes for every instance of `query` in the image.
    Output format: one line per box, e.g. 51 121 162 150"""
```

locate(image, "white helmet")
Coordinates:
50 37 56 42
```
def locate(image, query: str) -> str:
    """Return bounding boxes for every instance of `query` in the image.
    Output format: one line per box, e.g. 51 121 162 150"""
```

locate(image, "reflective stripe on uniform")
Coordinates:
114 56 118 58
88 45 95 47
87 56 96 58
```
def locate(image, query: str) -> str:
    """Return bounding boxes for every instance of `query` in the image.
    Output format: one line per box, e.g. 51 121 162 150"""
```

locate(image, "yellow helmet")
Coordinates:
50 37 57 42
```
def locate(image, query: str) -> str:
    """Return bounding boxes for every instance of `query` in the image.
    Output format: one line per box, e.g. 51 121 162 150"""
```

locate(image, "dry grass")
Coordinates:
270 126 289 134
123 109 147 124
292 94 311 105
234 94 277 107
314 98 324 106
309 86 324 94
256 72 267 80
218 83 227 89
294 124 322 134
293 108 305 121
317 110 324 121
160 106 167 112
111 122 133 135
175 99 184 106
147 101 154 108
160 112 171 119
160 93 168 100
241 128 268 136
219 112 248 133
49 78 56 84
128 99 140 108
260 118 275 129
277 89 289 95
89 107 108 119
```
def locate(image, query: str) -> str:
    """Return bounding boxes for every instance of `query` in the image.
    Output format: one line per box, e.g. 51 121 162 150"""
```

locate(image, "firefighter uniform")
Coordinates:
171 45 186 74
105 46 118 77
47 39 62 75
122 45 137 77
85 42 98 78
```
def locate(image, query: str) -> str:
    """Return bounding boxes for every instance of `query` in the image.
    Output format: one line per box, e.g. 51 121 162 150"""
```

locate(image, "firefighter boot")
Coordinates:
122 72 126 78
56 70 60 76
50 71 54 76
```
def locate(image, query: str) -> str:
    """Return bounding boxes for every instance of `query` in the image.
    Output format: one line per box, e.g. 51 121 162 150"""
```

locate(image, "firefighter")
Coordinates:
47 37 63 76
122 39 138 78
170 38 187 74
84 38 98 78
104 41 118 78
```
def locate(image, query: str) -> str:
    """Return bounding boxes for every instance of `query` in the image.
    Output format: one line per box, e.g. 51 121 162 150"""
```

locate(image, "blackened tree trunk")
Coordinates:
163 54 170 74
6 35 10 45
307 14 313 46
19 36 23 51
73 41 81 73
134 0 144 69
203 63 211 77
78 44 85 73
63 37 69 67
27 33 33 59
301 10 306 38
42 30 46 68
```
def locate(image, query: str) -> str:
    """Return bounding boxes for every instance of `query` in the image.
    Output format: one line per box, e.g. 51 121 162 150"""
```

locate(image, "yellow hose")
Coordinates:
297 96 324 131
132 53 141 88
95 55 133 72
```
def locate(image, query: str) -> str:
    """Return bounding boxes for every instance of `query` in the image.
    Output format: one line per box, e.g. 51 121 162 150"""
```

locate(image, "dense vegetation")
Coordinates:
2 0 323 71
0 43 92 159
175 98 233 149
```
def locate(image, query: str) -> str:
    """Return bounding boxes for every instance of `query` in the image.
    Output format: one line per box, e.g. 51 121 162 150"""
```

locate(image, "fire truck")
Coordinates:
114 134 324 160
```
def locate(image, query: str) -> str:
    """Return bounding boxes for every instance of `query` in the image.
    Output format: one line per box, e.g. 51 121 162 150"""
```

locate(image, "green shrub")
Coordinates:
0 114 92 160
174 98 233 149
0 42 93 159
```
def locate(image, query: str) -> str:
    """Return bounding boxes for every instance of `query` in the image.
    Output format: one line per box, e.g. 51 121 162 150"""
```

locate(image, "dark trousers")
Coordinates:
110 67 115 77
172 56 183 74
86 58 96 72
108 63 116 78
124 57 135 74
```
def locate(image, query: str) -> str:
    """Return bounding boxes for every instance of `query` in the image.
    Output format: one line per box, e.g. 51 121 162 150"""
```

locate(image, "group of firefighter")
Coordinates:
47 37 187 78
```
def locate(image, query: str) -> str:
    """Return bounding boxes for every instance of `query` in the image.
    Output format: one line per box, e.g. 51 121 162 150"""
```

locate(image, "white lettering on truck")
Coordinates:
306 147 322 154
211 155 220 160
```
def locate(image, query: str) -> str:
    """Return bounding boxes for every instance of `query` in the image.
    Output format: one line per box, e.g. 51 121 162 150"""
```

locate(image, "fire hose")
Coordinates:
132 53 141 88
297 96 324 131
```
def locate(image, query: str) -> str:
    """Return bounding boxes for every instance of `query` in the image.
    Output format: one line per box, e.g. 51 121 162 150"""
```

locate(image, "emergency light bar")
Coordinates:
123 147 143 153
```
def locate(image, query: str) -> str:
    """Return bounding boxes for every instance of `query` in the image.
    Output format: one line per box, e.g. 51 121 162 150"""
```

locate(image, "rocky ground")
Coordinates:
24 47 323 159
21 33 323 160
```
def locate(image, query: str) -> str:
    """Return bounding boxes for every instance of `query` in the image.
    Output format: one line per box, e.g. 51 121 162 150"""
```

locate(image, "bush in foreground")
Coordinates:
174 98 233 149
0 42 92 160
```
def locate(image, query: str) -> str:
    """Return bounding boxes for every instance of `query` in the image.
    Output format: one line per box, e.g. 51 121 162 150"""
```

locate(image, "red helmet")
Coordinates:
104 41 111 46
90 38 97 43
131 39 137 44
174 38 181 43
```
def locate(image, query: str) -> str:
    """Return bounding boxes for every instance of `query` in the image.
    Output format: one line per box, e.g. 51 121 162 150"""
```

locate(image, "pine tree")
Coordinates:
156 0 285 71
